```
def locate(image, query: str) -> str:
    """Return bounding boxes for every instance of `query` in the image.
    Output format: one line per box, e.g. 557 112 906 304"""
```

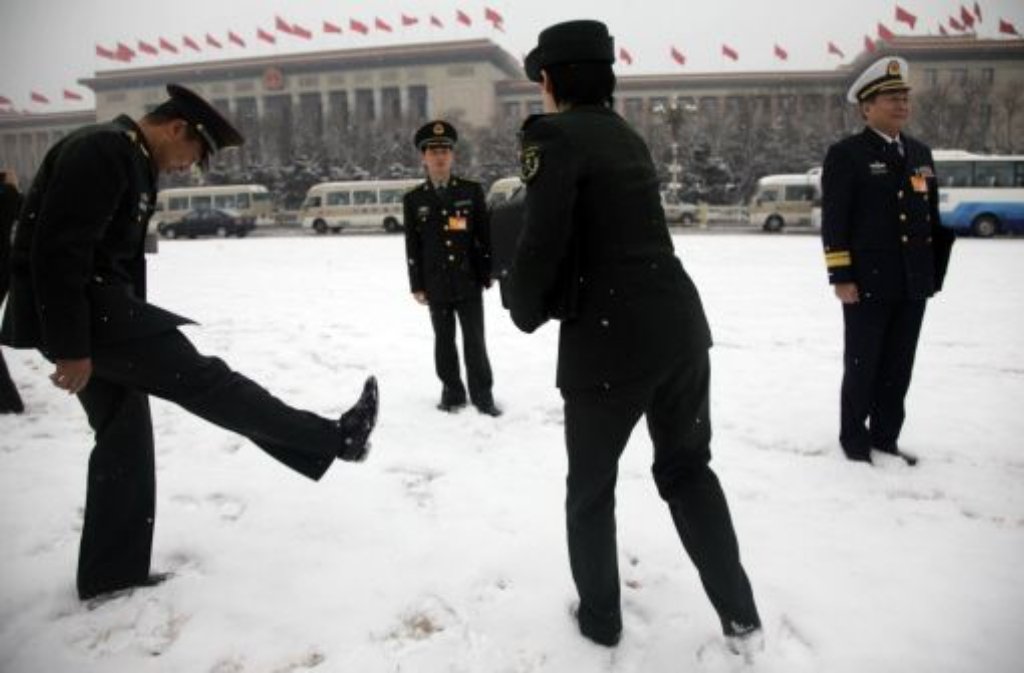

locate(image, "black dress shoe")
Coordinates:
873 445 919 466
571 603 621 647
842 448 873 464
80 572 174 603
339 376 378 462
474 402 503 417
436 400 467 413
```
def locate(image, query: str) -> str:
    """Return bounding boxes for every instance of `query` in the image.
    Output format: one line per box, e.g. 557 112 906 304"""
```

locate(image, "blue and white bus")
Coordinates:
934 150 1024 237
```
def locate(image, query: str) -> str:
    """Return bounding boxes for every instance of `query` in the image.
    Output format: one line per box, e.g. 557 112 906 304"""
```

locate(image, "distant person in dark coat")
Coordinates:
505 20 762 657
403 120 500 416
821 56 954 466
0 169 25 413
0 84 379 601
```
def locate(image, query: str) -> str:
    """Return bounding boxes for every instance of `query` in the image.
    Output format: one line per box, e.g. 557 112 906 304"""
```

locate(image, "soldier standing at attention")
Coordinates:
0 84 379 601
505 20 761 656
821 57 954 466
403 121 500 416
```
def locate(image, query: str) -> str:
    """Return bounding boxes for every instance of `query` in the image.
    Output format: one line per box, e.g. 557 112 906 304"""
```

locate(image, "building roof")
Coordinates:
79 39 524 91
497 35 1023 96
0 109 95 130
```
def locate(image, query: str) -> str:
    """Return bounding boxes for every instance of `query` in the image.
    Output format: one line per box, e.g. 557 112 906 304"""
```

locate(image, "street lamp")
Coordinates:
653 99 696 196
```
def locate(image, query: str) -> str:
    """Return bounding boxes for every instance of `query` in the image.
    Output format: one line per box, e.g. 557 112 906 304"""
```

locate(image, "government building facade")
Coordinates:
2 35 1021 186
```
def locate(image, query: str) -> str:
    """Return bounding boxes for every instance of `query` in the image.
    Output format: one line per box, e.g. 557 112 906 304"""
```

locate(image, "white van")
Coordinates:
151 184 273 230
748 170 822 232
486 176 523 207
300 179 420 233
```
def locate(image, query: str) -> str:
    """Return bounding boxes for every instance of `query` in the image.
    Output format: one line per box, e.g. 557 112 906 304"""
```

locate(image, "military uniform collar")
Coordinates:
861 125 903 151
424 175 459 191
868 126 902 147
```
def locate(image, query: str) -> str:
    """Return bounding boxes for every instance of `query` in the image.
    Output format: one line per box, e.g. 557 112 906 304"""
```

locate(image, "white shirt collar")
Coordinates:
870 127 902 147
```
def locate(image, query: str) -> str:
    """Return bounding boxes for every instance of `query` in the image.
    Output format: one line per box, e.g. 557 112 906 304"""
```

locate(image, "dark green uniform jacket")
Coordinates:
821 127 955 301
403 176 492 304
0 115 191 359
507 106 711 392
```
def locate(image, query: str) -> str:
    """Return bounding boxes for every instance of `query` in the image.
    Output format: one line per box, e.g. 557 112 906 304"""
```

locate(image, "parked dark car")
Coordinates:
157 208 255 239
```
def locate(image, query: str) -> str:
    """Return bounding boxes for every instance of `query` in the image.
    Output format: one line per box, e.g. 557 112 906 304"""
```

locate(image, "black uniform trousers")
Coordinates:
73 329 338 599
0 349 24 412
428 294 494 407
840 299 927 456
562 351 759 640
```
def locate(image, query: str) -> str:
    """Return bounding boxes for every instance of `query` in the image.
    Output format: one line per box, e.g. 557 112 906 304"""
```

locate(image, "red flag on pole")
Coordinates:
456 10 472 26
670 46 685 65
257 28 276 44
485 7 504 28
939 24 949 36
323 20 341 34
430 15 444 28
375 18 393 32
961 6 975 28
138 39 158 55
827 41 845 57
974 2 983 22
877 22 896 41
183 35 200 51
63 89 83 101
773 44 788 60
276 16 294 34
206 34 222 49
350 19 369 34
159 37 178 53
96 44 117 59
722 44 739 60
895 5 917 29
402 15 418 26
618 47 633 65
950 16 965 31
229 31 245 47
30 91 50 104
999 19 1020 35
292 24 312 39
116 42 135 61
864 35 877 52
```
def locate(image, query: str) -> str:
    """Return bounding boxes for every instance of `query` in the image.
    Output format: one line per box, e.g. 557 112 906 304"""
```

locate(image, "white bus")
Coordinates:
747 169 822 232
933 150 1024 237
300 179 420 233
151 184 273 229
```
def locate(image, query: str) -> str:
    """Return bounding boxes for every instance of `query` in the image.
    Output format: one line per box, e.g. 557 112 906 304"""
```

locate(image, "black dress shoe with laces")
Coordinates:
339 376 378 462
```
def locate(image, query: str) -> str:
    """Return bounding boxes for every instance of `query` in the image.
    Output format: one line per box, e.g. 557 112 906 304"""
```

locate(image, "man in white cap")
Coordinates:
820 57 955 465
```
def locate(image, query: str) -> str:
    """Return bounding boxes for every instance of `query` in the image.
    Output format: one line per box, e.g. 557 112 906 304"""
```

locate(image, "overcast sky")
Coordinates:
2 0 1022 111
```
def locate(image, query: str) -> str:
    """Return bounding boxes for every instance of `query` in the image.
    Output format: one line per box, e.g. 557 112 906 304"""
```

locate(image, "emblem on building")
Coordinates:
263 67 285 91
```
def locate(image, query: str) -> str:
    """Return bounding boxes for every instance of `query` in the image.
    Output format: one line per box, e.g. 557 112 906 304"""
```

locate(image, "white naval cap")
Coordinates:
846 56 911 104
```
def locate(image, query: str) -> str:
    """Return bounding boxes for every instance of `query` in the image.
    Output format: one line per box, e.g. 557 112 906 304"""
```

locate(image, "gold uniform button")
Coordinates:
448 254 455 261
897 190 904 199
445 240 452 247
901 235 909 243
899 213 907 222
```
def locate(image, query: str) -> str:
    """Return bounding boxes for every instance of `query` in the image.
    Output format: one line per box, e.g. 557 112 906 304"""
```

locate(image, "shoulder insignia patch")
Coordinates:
521 145 541 183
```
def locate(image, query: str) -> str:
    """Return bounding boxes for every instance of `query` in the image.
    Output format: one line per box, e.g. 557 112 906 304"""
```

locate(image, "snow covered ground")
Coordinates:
1 232 1022 673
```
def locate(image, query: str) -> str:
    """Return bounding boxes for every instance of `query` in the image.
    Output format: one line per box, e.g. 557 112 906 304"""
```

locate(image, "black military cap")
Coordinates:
524 20 615 83
163 83 244 162
414 120 458 151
